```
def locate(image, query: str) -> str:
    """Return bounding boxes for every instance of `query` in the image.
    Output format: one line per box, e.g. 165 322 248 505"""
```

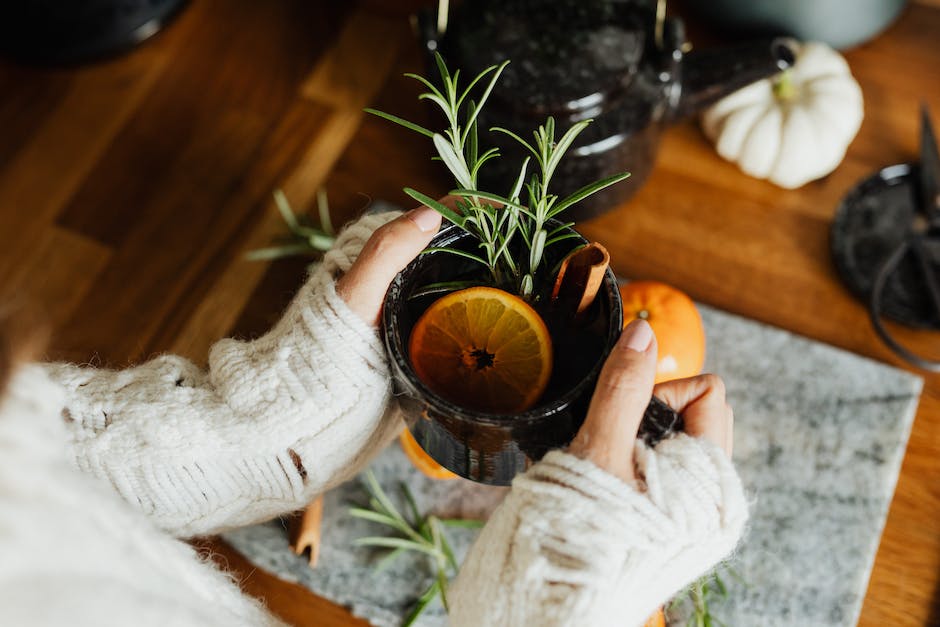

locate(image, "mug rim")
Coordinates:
381 220 624 428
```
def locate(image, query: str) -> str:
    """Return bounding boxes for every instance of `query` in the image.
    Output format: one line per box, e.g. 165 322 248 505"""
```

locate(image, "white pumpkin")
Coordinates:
702 41 864 189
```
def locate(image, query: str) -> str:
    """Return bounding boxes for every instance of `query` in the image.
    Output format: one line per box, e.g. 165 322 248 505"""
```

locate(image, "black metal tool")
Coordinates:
831 105 940 371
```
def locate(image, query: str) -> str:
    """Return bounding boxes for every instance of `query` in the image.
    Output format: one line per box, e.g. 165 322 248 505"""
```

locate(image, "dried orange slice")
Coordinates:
408 286 553 414
399 429 458 480
620 281 705 383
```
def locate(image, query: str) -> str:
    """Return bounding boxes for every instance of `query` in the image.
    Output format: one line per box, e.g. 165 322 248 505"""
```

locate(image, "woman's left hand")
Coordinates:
335 205 442 327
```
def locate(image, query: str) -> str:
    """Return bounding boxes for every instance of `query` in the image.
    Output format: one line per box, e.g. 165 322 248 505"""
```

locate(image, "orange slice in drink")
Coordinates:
399 429 458 480
408 286 553 414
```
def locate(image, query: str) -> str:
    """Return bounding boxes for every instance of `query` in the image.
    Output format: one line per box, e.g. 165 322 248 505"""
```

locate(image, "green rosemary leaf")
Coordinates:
315 188 334 236
244 243 317 261
456 62 498 110
509 157 531 202
363 471 406 523
402 580 441 627
307 233 335 251
491 126 540 160
544 119 592 182
352 503 428 545
529 229 547 270
545 116 555 145
461 60 509 145
403 188 465 227
520 274 535 298
437 569 451 612
549 172 631 217
449 68 461 103
419 92 454 120
470 147 500 181
374 546 407 572
399 481 422 528
466 100 479 169
546 221 576 237
432 134 474 189
272 190 300 231
493 235 518 273
544 232 582 247
433 51 450 89
353 536 442 558
422 246 489 267
433 520 460 572
517 225 532 247
402 72 446 102
408 280 487 299
448 189 527 212
363 108 435 138
348 507 401 528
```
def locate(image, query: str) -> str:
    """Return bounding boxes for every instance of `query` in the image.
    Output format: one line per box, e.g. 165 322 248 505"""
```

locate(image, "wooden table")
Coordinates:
1 1 937 625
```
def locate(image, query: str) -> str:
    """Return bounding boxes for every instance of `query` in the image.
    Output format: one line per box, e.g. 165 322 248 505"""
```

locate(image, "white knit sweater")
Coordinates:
0 212 748 627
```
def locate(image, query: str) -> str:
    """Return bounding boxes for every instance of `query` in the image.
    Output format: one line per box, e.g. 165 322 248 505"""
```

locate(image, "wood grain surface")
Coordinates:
1 0 938 625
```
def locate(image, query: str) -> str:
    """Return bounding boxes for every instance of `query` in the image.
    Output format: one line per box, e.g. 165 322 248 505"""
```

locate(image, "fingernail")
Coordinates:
621 319 653 352
408 206 442 233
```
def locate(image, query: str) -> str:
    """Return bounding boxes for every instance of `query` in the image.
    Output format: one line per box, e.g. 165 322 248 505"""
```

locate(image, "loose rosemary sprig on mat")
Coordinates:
246 189 335 261
668 565 744 627
350 471 483 626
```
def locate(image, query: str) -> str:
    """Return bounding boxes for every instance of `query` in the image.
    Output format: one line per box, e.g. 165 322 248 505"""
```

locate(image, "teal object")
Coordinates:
685 0 908 49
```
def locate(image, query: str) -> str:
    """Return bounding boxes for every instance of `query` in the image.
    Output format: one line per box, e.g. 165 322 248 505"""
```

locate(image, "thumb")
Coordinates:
567 318 658 482
336 205 443 326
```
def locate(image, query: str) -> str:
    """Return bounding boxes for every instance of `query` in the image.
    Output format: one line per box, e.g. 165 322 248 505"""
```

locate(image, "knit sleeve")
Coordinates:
449 435 748 627
44 211 405 538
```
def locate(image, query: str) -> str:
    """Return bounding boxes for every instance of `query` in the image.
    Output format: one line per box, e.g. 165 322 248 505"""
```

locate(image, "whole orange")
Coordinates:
400 429 458 480
643 608 666 627
619 281 705 383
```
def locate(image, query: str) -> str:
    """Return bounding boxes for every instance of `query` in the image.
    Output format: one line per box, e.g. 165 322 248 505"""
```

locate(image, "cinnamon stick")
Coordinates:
289 495 324 567
551 242 611 318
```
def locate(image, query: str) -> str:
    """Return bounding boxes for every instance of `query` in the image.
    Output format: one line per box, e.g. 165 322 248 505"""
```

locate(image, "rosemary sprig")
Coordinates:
351 471 483 626
367 53 629 300
667 564 743 627
246 189 335 261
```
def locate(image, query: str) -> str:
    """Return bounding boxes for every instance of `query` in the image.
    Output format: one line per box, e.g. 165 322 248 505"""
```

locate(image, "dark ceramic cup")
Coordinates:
382 221 623 485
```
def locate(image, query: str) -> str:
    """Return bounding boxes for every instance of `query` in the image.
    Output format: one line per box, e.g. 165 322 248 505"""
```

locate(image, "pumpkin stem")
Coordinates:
772 70 797 101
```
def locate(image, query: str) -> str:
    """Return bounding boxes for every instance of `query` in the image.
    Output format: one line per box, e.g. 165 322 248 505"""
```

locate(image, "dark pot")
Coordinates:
0 0 189 65
417 0 794 221
382 222 623 485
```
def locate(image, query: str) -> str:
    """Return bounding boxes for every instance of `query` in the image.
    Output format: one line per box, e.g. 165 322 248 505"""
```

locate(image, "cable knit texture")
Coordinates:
0 365 284 627
450 438 748 627
0 210 749 626
44 211 403 538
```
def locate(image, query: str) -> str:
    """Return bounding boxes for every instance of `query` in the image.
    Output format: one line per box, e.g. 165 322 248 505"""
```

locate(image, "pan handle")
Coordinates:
869 236 940 372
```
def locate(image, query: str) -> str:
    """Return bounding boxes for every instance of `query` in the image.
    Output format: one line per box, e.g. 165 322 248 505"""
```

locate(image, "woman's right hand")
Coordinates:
451 318 747 627
567 318 734 483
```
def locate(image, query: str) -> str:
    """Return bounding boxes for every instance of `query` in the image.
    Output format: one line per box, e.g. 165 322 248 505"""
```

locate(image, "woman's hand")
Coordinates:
567 319 734 483
335 205 442 327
